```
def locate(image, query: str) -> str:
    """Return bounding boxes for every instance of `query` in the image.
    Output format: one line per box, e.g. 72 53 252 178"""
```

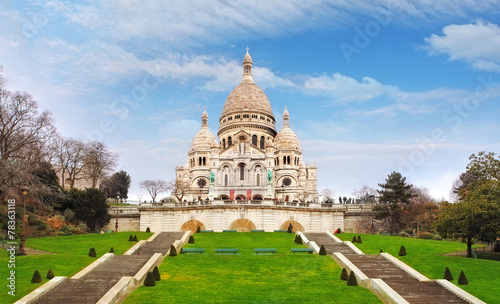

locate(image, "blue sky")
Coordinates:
1 1 500 201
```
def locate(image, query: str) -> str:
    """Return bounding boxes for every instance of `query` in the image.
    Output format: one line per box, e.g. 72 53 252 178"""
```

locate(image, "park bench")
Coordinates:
215 248 239 255
251 230 265 232
291 248 314 254
274 230 287 232
223 229 237 232
254 248 277 255
181 248 205 254
201 230 214 233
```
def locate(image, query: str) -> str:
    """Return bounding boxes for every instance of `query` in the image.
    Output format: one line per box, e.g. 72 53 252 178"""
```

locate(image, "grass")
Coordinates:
336 233 500 303
0 231 151 304
124 232 382 304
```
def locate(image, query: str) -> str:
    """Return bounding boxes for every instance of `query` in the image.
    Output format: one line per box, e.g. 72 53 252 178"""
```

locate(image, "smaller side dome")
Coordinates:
190 109 218 151
274 107 301 151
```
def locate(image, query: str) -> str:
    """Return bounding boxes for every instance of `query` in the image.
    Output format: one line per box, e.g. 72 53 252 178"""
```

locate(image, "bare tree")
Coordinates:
55 137 87 189
294 190 309 202
408 187 439 236
83 141 118 188
352 185 377 203
140 179 169 203
320 188 335 202
0 70 56 162
170 180 188 202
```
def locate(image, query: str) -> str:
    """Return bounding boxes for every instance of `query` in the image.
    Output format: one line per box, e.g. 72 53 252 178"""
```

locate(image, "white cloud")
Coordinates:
424 20 500 72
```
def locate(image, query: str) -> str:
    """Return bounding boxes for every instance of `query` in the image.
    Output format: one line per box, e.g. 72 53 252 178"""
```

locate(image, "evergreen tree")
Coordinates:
196 226 201 233
347 271 358 286
375 172 415 234
146 227 151 233
70 188 110 231
352 236 357 243
31 270 42 283
444 267 453 281
458 270 468 285
188 235 195 244
319 245 327 255
287 223 293 233
398 245 407 256
169 244 177 256
129 235 134 241
133 235 138 242
357 236 362 243
296 235 303 244
46 269 54 280
89 247 96 257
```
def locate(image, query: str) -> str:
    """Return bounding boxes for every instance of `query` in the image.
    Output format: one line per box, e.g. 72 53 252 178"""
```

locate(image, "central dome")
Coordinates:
221 77 273 117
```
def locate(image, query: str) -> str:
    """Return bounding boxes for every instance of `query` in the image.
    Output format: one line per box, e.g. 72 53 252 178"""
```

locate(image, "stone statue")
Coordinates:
267 169 272 182
209 169 215 183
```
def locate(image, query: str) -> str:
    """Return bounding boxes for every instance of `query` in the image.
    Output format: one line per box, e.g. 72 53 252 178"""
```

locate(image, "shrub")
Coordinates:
434 235 442 241
296 235 303 245
458 270 468 285
31 270 42 283
144 272 156 287
347 271 358 286
146 227 151 233
46 269 54 280
188 235 195 244
357 236 362 243
110 247 114 253
398 245 407 256
337 228 341 234
153 266 161 281
129 235 134 242
352 236 357 243
133 235 138 242
294 235 298 243
169 244 177 257
399 232 410 238
340 268 348 281
418 232 434 239
196 226 201 233
287 223 293 233
319 245 327 255
89 247 96 257
379 249 383 254
494 242 500 252
444 267 453 281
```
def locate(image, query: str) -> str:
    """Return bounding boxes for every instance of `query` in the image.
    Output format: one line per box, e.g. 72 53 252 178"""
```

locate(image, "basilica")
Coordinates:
175 50 318 202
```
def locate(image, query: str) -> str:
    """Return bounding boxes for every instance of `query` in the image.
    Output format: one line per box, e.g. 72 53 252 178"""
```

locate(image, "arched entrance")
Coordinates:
218 194 230 200
252 195 263 200
181 220 205 233
280 220 304 233
235 194 246 200
229 219 256 232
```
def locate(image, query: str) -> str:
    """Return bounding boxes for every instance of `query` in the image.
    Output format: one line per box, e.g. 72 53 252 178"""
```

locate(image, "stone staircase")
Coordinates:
304 233 467 304
32 232 184 304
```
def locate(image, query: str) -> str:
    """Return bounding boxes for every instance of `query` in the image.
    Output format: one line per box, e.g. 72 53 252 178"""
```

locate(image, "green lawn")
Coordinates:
0 232 151 304
336 233 500 303
124 232 382 304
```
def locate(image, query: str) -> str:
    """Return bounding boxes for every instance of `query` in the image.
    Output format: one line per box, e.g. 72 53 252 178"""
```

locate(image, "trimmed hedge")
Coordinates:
110 247 114 253
319 245 327 255
444 267 453 281
188 235 195 244
398 245 407 256
357 236 362 243
347 271 358 286
287 223 293 233
146 227 151 233
46 269 54 280
169 244 177 257
196 226 201 233
153 266 161 281
144 272 156 286
340 268 348 281
129 235 134 242
458 270 468 285
31 270 42 283
352 236 357 243
89 247 96 257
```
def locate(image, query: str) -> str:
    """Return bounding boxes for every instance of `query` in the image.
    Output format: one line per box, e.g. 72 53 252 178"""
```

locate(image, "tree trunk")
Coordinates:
466 237 473 258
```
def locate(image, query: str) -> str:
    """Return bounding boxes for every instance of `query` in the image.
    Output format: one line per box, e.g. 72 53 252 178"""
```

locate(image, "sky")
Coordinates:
1 0 500 202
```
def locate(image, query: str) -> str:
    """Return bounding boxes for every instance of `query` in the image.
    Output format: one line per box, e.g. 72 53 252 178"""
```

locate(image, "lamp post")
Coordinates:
281 185 284 202
18 185 29 256
115 194 119 232
368 195 376 233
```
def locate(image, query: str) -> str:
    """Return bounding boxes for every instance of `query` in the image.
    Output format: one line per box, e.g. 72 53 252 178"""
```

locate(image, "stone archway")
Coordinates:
181 220 205 233
229 219 256 232
280 220 304 233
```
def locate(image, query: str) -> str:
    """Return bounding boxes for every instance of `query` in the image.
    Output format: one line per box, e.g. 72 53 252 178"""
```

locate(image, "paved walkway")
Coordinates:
33 232 184 304
304 233 467 304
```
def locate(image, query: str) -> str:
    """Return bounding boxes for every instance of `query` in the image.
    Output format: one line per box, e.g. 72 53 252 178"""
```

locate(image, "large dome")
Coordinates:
221 77 273 117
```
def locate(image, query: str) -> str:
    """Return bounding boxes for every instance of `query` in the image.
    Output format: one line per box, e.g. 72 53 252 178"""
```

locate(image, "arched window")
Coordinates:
276 157 279 166
223 138 226 149
283 156 286 165
252 135 257 146
224 174 228 186
228 136 232 146
256 174 260 186
239 164 245 180
287 156 290 165
198 157 202 166
260 136 265 149
203 157 206 166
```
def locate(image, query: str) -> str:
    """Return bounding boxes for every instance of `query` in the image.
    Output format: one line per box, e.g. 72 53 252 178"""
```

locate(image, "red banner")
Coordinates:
247 190 252 200
230 190 235 200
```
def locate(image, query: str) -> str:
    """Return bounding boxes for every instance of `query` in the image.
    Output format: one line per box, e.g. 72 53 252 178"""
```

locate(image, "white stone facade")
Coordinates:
175 50 318 203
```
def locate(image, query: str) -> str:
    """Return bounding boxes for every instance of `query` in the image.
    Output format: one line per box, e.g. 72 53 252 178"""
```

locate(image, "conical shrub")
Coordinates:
196 226 201 233
287 223 293 233
352 236 357 243
294 235 298 243
458 270 468 285
110 247 114 253
347 271 358 286
357 236 362 243
379 249 383 254
398 245 407 256
46 269 54 280
444 267 453 281
133 235 138 242
188 235 195 244
153 266 161 281
340 268 348 281
296 235 303 245
89 247 96 257
146 227 151 233
319 245 327 255
169 244 177 256
144 272 156 286
129 235 134 242
31 270 42 283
